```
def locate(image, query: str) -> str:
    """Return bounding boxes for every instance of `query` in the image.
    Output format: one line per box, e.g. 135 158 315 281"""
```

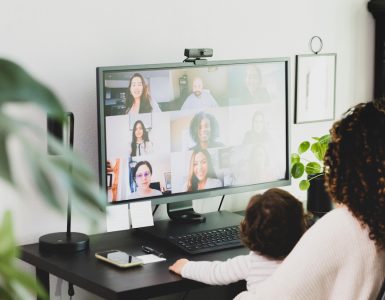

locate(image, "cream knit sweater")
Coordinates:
181 251 281 290
234 207 385 300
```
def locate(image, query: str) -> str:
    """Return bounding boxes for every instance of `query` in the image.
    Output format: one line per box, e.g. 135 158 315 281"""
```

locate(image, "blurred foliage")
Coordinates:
0 59 106 299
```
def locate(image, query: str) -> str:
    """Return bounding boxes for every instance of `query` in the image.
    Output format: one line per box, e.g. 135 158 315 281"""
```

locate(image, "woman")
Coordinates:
186 149 222 192
130 161 162 198
125 73 161 114
235 99 385 300
242 111 270 145
189 111 224 151
130 120 153 156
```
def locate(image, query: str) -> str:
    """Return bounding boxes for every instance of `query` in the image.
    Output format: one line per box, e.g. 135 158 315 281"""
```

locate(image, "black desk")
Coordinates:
20 213 248 300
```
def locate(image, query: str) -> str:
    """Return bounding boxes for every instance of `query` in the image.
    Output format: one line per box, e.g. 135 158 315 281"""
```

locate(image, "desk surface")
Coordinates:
21 219 248 300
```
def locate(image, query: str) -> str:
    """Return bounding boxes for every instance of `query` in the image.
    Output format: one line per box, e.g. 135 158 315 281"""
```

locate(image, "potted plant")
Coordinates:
0 59 105 299
290 134 332 218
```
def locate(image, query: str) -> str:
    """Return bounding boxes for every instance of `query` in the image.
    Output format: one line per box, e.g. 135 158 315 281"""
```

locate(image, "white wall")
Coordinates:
0 0 375 299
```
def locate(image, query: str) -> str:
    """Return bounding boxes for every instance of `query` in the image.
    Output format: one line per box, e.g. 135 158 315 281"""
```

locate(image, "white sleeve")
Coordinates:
181 255 250 285
150 99 161 112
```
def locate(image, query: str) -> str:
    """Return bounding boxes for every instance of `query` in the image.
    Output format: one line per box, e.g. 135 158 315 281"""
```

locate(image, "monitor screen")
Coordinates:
97 58 290 205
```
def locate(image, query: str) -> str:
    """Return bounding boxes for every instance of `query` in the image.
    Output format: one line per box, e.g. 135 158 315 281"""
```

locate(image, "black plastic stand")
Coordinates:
39 113 89 253
167 200 206 223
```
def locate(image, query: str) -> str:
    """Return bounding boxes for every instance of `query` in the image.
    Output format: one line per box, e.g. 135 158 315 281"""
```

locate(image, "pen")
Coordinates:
142 245 164 258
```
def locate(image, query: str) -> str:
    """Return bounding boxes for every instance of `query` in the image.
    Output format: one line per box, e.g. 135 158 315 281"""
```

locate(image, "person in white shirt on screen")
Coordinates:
169 189 307 291
185 149 222 192
181 77 218 110
130 120 153 157
125 73 161 114
129 161 162 199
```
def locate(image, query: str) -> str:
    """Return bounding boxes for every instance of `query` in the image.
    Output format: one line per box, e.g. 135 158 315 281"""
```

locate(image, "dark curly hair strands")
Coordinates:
324 100 385 249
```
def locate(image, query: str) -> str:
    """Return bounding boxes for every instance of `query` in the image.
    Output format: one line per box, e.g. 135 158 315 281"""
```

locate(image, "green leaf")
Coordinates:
0 212 18 258
311 142 323 161
0 286 13 300
0 59 65 121
319 134 331 145
299 180 310 190
0 131 13 185
305 162 321 175
11 269 48 300
298 141 310 154
291 153 300 165
291 162 304 179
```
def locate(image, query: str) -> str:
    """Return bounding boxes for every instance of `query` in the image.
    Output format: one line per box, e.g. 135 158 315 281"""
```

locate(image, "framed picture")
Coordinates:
294 54 336 124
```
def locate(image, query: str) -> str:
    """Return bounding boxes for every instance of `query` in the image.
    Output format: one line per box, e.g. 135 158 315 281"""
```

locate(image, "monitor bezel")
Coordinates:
96 57 291 206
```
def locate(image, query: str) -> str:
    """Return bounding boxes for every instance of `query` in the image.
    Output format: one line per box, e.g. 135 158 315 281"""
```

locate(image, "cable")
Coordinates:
68 282 74 299
217 195 225 211
152 204 159 215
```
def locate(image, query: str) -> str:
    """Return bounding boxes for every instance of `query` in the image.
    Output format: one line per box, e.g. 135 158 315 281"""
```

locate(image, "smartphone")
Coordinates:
95 250 143 268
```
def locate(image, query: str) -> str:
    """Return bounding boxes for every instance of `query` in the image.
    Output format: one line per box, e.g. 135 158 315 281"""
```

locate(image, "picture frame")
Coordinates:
294 54 337 124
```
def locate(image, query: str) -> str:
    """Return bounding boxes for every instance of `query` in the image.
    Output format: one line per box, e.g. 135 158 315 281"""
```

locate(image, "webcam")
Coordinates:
183 48 213 65
184 48 213 58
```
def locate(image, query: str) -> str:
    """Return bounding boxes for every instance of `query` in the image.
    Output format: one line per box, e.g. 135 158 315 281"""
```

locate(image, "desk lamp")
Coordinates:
39 113 89 252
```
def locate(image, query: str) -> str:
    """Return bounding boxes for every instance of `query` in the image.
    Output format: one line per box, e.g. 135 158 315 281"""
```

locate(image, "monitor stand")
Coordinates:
166 200 206 223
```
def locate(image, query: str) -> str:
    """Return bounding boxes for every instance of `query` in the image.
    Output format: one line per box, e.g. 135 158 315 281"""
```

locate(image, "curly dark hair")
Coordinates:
189 111 220 144
324 99 385 249
240 188 306 260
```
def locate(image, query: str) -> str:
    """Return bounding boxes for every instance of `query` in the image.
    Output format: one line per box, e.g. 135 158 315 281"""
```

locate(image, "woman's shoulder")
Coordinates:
302 207 369 249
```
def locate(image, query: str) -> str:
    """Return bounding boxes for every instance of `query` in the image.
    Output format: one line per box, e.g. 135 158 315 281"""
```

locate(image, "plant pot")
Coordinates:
307 173 332 218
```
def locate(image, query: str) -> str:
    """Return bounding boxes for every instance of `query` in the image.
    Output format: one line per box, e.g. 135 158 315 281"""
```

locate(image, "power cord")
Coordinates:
68 282 74 299
217 195 225 211
152 204 159 215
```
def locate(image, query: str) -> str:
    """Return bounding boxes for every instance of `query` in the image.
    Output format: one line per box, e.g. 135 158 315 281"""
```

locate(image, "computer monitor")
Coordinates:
97 57 290 212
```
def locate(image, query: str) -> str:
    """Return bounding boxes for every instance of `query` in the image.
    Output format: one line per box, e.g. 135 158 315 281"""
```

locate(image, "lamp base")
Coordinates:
39 232 89 253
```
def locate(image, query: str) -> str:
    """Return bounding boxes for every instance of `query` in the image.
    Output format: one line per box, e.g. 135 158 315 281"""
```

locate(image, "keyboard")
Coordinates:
167 225 243 254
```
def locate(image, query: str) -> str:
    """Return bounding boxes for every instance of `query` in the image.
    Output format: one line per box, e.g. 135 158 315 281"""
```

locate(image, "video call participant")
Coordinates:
189 111 224 151
125 73 161 114
181 77 218 110
130 120 153 156
186 149 222 192
242 111 271 145
243 65 270 103
129 161 162 198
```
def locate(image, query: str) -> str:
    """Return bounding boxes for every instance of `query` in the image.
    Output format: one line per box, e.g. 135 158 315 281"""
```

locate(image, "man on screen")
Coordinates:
181 77 218 110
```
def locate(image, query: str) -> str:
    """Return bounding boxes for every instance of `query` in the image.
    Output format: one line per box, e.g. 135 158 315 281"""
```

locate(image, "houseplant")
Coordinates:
0 59 105 299
290 134 332 217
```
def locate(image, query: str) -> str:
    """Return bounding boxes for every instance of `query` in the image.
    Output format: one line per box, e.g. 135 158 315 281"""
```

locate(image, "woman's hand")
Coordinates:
168 258 189 275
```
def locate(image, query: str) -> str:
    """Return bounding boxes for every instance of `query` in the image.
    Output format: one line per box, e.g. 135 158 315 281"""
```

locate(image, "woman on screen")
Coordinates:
186 149 222 192
130 161 162 198
125 73 161 114
243 111 271 145
130 120 153 156
189 111 224 151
